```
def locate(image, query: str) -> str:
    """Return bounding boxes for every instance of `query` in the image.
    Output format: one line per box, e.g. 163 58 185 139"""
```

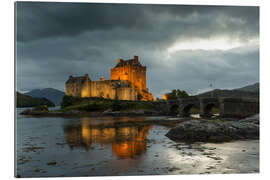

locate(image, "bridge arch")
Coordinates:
169 104 180 115
199 98 220 117
201 103 219 117
179 103 200 117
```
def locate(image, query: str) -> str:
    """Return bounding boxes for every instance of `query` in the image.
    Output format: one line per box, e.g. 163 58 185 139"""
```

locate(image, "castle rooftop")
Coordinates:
66 74 89 84
114 56 143 68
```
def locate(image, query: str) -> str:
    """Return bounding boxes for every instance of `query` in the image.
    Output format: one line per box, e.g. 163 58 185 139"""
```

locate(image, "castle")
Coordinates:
65 56 153 101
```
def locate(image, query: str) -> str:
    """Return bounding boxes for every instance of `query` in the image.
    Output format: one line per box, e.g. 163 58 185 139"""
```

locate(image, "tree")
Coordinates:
61 95 81 108
165 89 189 100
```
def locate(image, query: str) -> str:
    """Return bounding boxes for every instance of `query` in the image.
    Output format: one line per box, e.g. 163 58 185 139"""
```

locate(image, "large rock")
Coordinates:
239 114 259 124
165 115 259 143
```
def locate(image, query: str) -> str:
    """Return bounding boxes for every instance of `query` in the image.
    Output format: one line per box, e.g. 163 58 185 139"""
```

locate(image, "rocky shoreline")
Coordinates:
165 114 259 143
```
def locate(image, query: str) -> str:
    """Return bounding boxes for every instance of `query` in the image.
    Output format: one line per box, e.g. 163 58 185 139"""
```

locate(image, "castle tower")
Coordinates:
110 56 152 100
111 56 146 91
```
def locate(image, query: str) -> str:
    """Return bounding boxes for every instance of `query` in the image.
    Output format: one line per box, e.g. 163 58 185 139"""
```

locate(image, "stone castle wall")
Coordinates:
66 83 81 97
65 76 85 97
88 80 116 99
116 87 137 100
66 76 137 100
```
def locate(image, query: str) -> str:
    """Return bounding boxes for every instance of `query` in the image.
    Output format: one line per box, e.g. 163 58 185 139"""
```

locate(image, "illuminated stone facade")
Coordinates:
111 56 152 101
65 56 152 101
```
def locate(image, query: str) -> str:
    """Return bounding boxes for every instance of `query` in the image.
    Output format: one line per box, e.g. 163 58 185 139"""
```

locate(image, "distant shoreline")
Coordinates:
19 109 166 118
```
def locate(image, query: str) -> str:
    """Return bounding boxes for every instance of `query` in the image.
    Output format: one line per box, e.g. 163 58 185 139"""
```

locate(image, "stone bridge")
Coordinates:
152 97 259 118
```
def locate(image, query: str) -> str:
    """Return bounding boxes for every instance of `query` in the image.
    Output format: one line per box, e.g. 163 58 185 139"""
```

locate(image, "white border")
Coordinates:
1 0 269 180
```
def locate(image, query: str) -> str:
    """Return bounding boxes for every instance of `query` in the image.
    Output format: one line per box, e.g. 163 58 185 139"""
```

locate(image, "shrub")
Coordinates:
61 96 82 108
165 89 190 100
33 105 48 112
112 100 122 111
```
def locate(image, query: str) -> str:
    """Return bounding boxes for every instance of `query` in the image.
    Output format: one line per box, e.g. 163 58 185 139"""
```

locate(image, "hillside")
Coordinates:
16 92 55 107
234 82 259 93
197 83 259 99
25 88 65 105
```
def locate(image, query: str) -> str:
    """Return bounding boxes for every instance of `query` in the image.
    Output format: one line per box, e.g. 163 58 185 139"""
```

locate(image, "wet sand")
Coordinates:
16 108 259 177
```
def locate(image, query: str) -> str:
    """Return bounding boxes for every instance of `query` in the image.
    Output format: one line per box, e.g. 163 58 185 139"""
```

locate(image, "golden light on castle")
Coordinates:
65 56 152 101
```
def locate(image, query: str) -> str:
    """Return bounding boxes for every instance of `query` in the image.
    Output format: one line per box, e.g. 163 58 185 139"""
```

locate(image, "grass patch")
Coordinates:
58 96 155 112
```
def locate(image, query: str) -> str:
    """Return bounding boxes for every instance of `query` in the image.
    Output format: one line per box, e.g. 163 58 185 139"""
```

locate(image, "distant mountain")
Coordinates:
25 88 65 105
197 83 259 99
16 92 55 107
234 82 259 93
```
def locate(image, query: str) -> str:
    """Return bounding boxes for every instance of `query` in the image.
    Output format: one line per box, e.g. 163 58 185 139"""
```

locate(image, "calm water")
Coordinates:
15 108 259 177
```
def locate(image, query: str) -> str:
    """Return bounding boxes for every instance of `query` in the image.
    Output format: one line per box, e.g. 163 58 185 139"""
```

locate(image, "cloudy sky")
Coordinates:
16 2 259 97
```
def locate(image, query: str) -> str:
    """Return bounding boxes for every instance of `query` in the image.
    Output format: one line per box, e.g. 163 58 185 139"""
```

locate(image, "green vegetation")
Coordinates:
61 95 83 108
16 92 55 107
59 95 154 112
59 96 109 112
165 89 189 100
33 105 49 112
111 100 154 111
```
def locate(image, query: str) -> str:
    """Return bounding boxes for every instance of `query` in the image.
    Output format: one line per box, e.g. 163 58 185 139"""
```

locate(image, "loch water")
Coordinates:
16 108 259 177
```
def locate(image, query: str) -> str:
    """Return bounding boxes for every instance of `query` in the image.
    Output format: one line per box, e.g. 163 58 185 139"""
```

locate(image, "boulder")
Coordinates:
239 114 259 124
165 115 259 143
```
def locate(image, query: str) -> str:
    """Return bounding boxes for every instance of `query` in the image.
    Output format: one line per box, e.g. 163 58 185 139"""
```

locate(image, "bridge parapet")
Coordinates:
199 97 219 103
152 97 259 118
219 98 259 118
177 97 199 103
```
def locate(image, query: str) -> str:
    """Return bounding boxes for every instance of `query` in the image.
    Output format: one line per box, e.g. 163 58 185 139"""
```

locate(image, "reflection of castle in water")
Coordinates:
63 118 152 159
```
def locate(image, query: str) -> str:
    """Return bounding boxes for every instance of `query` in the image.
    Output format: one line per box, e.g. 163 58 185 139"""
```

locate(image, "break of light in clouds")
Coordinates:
168 38 241 52
167 37 259 53
16 2 259 98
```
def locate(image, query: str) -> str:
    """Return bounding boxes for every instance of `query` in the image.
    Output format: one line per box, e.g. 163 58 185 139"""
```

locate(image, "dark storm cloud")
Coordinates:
16 2 150 42
16 2 259 97
16 2 259 42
